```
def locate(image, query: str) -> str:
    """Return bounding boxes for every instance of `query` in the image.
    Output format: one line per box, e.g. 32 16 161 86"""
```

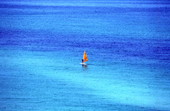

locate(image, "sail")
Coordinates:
83 51 88 62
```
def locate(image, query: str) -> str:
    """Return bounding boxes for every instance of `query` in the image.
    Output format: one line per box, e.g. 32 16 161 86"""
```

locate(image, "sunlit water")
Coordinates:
0 1 170 111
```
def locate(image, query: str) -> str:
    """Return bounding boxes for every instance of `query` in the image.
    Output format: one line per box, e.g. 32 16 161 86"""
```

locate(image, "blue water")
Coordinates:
0 0 170 111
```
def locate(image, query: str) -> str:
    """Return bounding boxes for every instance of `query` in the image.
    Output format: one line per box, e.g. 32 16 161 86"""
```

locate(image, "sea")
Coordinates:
0 0 170 111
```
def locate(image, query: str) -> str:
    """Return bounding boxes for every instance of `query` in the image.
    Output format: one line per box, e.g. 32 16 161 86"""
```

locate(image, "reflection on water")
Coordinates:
82 64 88 69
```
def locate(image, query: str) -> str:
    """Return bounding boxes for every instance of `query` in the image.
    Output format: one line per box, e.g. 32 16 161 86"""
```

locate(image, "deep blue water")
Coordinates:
0 1 170 111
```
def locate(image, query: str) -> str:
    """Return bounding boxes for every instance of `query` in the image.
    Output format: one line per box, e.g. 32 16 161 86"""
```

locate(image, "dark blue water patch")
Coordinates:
1 3 170 15
0 29 170 62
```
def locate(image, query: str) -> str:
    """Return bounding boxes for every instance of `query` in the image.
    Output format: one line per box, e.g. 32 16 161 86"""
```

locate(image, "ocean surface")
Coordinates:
0 0 170 111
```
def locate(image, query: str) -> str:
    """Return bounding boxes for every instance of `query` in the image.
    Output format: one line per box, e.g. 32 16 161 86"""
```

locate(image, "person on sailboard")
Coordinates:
82 59 84 63
81 51 88 66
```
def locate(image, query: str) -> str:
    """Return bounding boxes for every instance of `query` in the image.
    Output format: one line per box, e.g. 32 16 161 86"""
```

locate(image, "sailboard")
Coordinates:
80 51 88 65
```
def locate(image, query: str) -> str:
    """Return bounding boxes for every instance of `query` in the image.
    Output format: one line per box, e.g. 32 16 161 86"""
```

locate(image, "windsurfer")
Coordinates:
82 59 84 63
81 51 88 66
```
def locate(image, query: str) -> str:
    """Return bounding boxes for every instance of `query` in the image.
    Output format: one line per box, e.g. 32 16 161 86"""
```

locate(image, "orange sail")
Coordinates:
83 51 88 62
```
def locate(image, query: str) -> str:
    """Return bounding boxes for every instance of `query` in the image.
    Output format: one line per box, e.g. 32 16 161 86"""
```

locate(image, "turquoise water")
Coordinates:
0 1 170 111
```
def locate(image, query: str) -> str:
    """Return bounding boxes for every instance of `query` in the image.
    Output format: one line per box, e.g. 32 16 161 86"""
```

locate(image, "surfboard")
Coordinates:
80 63 86 65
